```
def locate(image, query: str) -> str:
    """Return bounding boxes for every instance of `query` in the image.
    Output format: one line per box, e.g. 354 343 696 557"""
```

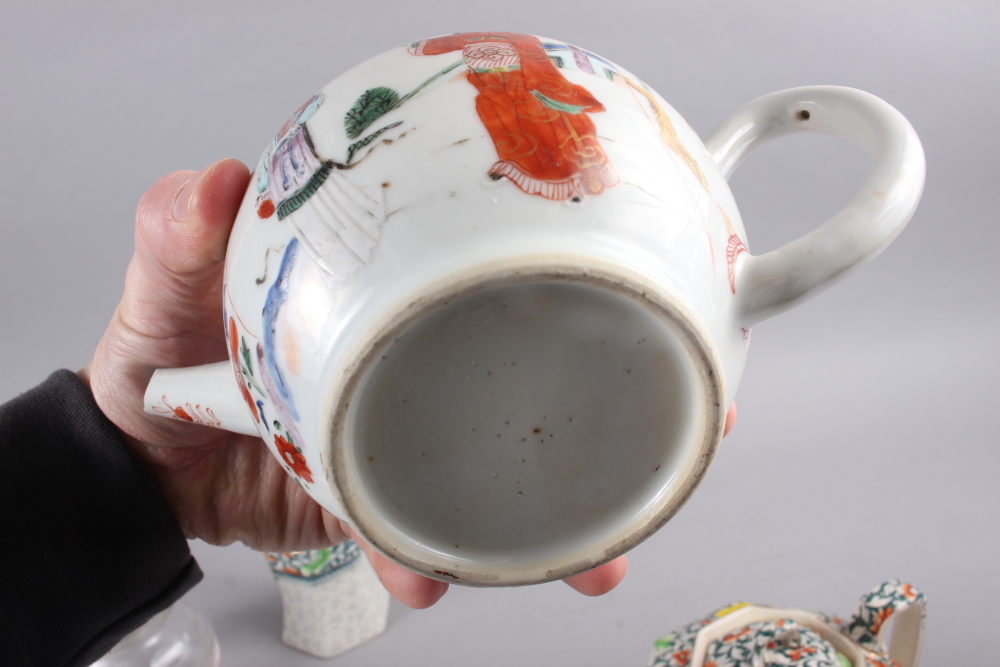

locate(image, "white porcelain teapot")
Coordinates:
145 32 924 586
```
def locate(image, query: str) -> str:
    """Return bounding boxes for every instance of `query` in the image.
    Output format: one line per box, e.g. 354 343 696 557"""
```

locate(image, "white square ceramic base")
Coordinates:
276 556 390 658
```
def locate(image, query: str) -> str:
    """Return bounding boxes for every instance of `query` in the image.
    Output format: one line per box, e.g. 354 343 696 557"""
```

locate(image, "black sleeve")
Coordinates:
0 371 203 667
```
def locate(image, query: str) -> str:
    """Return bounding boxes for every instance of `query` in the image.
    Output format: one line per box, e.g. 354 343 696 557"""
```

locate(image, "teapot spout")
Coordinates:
144 361 261 436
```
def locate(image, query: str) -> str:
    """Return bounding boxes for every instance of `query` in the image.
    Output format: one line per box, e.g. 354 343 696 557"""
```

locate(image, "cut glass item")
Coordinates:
90 601 219 667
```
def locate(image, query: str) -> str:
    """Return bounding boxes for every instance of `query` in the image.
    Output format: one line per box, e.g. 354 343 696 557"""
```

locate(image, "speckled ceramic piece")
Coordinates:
650 580 926 667
145 32 924 586
265 541 389 658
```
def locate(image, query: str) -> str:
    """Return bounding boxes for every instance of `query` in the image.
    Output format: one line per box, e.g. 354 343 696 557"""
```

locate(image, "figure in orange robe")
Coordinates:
411 32 619 201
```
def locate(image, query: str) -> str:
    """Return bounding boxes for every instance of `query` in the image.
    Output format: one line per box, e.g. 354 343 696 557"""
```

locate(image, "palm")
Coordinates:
82 161 454 608
85 163 342 553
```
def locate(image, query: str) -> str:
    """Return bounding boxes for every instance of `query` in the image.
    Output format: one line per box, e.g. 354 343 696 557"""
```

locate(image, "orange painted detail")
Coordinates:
788 647 817 661
866 656 900 667
870 606 893 634
726 234 747 294
415 32 618 201
229 317 260 423
152 396 221 428
723 627 751 643
256 198 275 219
228 316 240 357
274 433 314 484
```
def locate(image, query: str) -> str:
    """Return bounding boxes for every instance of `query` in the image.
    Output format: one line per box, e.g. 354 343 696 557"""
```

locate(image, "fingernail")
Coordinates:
171 165 211 222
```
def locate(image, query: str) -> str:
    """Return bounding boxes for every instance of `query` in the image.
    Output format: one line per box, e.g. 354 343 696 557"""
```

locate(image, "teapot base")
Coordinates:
325 258 725 586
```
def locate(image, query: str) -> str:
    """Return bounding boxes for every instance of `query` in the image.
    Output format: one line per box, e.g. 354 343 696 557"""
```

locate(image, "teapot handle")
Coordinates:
844 579 926 667
704 86 925 326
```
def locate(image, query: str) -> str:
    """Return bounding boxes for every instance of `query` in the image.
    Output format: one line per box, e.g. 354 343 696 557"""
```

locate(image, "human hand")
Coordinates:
80 160 738 607
81 159 457 603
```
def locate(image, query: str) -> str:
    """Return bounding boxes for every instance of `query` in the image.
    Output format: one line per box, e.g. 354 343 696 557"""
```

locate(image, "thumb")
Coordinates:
122 158 251 341
88 159 250 446
562 554 628 596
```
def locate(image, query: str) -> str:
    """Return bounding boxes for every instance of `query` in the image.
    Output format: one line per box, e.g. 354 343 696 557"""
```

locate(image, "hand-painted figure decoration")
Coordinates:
254 94 387 284
146 32 925 589
411 32 619 202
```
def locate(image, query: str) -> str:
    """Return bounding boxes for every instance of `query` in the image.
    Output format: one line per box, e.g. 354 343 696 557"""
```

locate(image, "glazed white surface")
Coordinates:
216 37 753 531
145 34 923 583
4 2 995 664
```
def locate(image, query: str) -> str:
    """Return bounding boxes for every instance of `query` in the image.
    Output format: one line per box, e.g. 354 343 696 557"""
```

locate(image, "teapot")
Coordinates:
145 32 924 586
649 580 926 667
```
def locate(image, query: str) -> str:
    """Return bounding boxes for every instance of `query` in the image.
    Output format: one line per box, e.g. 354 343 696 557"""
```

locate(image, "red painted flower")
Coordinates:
274 433 313 483
673 649 690 666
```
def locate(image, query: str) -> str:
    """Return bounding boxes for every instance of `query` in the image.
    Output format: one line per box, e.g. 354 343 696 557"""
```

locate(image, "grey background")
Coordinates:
2 1 997 665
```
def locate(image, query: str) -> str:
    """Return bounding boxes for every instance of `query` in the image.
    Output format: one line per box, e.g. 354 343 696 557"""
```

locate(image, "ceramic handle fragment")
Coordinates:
144 361 260 436
705 86 925 326
845 580 926 667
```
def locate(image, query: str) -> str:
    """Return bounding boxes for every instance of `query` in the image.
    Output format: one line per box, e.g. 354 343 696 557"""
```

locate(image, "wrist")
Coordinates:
76 363 93 391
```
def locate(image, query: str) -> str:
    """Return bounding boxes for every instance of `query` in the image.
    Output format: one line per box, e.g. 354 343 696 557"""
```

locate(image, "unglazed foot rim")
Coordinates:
324 255 726 586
